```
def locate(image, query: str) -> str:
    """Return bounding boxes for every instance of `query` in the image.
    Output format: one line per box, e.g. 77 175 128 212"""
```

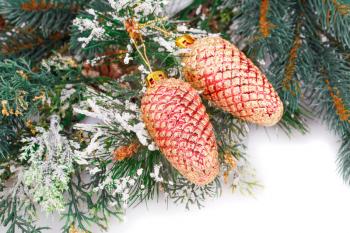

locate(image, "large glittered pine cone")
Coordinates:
141 72 219 186
180 36 284 126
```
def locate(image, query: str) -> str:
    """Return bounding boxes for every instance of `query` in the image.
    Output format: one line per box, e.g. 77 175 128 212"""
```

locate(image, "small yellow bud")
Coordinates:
1 100 10 117
69 224 87 233
14 109 22 116
224 153 237 170
16 70 28 80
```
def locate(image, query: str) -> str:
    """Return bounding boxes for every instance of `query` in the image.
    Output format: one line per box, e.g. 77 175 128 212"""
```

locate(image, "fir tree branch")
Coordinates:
0 0 86 36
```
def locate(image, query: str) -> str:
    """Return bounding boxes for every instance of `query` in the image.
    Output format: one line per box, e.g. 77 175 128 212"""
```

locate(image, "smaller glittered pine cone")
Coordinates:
141 76 219 186
113 142 140 161
181 36 283 126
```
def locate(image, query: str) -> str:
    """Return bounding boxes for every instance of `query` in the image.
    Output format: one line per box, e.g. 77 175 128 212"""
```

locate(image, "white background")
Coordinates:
3 120 350 233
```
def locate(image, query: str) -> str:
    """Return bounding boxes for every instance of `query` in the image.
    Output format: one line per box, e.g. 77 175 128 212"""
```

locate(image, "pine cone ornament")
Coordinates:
180 36 283 126
141 72 219 186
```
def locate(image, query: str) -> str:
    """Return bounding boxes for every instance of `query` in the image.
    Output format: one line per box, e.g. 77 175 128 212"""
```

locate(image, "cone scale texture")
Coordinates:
182 36 283 126
141 78 219 185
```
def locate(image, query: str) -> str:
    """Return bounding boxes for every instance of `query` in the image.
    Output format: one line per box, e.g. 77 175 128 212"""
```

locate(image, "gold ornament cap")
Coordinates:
175 34 196 48
146 71 167 87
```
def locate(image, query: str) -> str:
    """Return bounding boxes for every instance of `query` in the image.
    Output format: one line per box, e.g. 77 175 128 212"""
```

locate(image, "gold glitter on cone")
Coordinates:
141 78 219 186
182 36 283 126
